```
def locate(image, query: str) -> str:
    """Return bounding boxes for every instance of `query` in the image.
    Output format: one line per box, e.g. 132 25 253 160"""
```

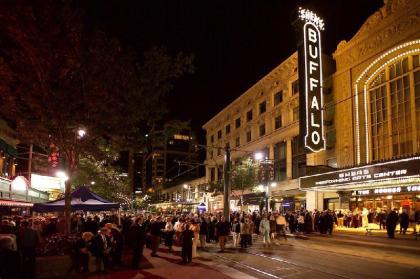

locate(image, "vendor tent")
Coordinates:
33 186 119 212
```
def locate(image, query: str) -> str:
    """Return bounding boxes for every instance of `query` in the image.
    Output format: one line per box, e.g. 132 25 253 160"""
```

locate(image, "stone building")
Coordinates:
203 0 420 213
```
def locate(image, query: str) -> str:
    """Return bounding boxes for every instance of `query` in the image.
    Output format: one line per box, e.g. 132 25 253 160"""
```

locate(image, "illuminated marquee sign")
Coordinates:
296 7 326 152
299 157 420 189
351 186 420 196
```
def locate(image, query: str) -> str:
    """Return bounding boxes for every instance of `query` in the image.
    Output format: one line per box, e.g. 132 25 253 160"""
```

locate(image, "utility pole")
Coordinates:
27 144 33 202
223 144 231 221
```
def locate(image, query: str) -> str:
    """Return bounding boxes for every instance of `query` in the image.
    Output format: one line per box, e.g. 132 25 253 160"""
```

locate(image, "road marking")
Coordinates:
214 254 284 279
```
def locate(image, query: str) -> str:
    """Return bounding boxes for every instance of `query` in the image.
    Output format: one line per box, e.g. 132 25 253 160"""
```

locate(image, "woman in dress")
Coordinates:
164 217 175 252
190 219 200 258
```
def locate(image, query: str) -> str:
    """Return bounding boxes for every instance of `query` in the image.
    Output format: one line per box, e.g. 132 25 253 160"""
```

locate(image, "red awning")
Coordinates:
0 199 33 207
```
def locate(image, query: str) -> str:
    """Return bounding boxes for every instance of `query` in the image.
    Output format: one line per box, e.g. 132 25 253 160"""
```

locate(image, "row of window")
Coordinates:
209 81 300 143
210 106 299 144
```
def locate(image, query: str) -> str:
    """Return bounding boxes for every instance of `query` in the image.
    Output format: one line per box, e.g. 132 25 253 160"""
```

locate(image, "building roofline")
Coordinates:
202 52 298 131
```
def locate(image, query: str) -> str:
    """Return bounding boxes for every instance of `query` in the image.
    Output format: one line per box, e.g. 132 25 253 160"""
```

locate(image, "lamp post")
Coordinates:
254 152 276 212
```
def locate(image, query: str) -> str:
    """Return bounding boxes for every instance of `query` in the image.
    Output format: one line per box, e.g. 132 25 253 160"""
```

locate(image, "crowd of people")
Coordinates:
0 207 419 278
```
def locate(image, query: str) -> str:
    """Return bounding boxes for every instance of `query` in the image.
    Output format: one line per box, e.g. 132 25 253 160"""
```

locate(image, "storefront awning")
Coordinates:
0 199 33 207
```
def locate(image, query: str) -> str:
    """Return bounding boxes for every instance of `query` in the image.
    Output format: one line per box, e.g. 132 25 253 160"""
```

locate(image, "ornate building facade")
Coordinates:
204 0 420 213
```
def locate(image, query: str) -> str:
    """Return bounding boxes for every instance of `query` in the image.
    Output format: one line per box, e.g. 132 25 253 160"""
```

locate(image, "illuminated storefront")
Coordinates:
300 157 420 213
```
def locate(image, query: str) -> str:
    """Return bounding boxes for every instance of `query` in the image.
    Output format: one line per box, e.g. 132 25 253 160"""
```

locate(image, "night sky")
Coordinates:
87 0 383 143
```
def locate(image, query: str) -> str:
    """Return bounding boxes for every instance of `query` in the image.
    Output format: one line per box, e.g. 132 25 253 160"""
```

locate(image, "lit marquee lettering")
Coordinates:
300 8 326 152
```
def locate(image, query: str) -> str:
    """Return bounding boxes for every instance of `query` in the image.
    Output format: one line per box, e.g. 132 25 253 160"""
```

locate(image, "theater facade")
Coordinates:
301 0 420 215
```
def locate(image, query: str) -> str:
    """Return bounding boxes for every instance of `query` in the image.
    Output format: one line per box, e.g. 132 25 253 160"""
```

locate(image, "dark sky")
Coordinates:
88 0 383 143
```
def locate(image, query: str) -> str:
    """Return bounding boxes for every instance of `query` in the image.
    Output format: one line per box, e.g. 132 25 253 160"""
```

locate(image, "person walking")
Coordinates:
240 218 251 249
386 209 399 238
215 216 230 252
128 216 146 269
231 218 241 248
199 217 208 249
259 215 271 247
399 209 409 235
269 215 276 240
181 222 194 264
276 214 287 240
190 219 200 258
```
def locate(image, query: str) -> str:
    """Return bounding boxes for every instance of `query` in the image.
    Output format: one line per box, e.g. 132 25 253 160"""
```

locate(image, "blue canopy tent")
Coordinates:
33 186 120 212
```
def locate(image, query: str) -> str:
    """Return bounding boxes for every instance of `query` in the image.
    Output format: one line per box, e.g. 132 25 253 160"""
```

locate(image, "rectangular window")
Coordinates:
293 107 299 122
217 130 222 139
292 136 306 179
210 135 214 143
246 131 252 142
259 101 266 114
275 115 282 129
274 142 287 181
246 110 253 122
274 91 283 106
292 80 299 95
235 118 241 128
235 137 240 147
217 148 221 156
225 124 231 135
259 123 266 137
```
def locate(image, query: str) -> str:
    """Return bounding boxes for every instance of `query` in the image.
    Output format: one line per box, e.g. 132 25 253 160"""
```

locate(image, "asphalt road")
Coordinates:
199 235 420 279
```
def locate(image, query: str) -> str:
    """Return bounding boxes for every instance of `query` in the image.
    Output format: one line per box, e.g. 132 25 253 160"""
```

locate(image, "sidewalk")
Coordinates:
87 246 256 279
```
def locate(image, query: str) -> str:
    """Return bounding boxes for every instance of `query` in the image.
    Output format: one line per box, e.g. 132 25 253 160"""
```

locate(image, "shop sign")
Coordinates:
299 157 420 189
296 7 326 153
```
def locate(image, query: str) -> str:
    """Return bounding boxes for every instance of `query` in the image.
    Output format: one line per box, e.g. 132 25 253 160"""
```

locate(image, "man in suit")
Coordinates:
181 221 194 264
128 216 146 269
91 227 111 272
17 220 39 279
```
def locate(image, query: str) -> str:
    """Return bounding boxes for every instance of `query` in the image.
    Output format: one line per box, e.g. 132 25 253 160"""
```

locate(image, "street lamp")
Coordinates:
77 128 86 139
91 181 95 185
254 152 264 161
56 170 69 181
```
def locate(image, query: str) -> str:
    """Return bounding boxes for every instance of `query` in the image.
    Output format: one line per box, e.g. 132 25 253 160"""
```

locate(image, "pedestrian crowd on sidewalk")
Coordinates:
1 207 419 278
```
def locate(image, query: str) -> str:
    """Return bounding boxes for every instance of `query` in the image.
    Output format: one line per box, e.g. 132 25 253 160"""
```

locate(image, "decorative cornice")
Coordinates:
203 52 298 131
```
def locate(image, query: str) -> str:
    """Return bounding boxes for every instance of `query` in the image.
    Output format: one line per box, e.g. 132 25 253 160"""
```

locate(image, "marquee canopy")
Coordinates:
33 186 119 212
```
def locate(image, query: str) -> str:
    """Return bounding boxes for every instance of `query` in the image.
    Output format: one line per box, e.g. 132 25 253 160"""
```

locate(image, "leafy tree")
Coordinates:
230 158 259 195
0 0 193 234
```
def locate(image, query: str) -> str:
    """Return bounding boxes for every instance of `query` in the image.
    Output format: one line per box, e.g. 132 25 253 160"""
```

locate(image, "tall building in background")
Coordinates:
141 125 200 193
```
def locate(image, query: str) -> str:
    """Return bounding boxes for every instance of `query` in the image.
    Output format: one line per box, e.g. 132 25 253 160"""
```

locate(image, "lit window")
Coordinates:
217 130 222 139
293 107 299 122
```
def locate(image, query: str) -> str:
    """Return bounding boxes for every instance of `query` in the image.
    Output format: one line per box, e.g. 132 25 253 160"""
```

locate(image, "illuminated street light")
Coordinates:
91 181 95 185
258 184 264 192
183 184 188 189
77 128 86 138
270 182 277 187
56 170 69 181
254 152 264 161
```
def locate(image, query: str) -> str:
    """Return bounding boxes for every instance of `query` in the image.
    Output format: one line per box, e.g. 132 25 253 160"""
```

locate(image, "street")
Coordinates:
89 232 420 279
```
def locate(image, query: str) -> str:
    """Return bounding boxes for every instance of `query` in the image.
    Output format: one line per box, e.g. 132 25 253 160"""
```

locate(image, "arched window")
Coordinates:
368 54 420 161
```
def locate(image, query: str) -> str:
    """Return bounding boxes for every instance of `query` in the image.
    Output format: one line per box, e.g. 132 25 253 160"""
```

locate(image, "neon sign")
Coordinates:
298 7 326 152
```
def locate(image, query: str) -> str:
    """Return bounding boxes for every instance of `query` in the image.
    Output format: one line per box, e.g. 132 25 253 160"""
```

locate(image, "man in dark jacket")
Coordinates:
181 222 194 264
386 209 399 238
215 216 230 252
150 217 163 257
128 217 146 269
0 236 22 279
84 216 99 235
17 220 39 279
399 210 409 234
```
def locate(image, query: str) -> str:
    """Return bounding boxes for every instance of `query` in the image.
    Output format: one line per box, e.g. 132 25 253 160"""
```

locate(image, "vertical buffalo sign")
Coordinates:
294 8 326 153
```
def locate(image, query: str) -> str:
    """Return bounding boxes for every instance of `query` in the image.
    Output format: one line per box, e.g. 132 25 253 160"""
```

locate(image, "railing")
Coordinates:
0 176 49 203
